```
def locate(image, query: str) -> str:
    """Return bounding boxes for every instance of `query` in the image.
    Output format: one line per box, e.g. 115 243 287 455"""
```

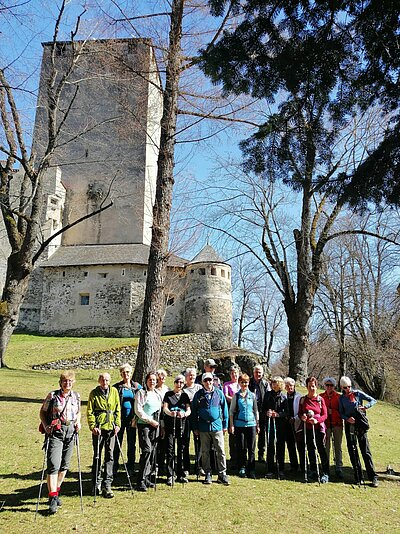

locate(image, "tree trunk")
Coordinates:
285 299 312 384
133 0 184 385
0 255 31 367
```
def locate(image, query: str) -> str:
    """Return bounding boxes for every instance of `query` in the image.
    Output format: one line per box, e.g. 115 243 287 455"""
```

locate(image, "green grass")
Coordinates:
0 334 399 533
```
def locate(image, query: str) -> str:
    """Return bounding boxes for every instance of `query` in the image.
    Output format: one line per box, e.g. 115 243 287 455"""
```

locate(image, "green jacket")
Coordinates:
87 386 121 431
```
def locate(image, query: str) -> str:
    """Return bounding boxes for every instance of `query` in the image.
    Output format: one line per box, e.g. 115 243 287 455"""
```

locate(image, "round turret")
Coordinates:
184 245 232 350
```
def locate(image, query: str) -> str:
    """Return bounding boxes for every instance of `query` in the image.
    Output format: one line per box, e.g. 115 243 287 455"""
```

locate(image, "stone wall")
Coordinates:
32 333 212 375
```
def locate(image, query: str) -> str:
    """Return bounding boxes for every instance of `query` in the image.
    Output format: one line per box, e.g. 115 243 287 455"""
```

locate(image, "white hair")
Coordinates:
119 363 133 374
185 367 197 376
322 376 337 387
340 376 352 387
284 377 295 386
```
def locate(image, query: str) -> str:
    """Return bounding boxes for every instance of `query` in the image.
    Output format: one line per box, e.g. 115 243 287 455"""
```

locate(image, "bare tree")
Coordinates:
316 211 400 398
0 2 114 367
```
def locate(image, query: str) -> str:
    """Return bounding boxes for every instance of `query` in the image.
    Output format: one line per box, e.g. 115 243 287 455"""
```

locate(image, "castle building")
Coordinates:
0 38 232 350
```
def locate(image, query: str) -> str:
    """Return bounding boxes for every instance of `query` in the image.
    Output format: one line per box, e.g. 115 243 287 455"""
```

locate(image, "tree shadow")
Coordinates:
0 395 88 406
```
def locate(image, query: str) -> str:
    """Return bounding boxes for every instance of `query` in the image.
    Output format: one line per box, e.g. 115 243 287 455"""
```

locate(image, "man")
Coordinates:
195 358 221 388
87 373 121 498
249 364 271 462
192 372 230 485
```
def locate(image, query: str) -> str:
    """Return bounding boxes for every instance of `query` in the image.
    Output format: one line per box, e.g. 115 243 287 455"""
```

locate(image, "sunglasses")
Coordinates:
203 378 213 382
325 384 334 387
342 386 351 390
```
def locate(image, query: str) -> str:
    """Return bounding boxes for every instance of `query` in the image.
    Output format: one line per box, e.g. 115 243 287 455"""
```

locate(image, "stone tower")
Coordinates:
184 245 232 350
33 38 162 246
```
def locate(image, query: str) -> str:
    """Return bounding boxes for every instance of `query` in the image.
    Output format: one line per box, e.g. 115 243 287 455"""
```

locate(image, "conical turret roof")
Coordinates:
190 244 225 264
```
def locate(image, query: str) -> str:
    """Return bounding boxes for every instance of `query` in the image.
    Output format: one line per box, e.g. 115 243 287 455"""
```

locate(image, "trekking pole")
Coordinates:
349 423 363 487
75 433 84 512
113 424 134 495
93 432 102 504
307 411 320 485
303 420 308 483
151 410 160 491
35 435 50 520
171 413 177 488
330 426 336 473
194 433 200 482
266 416 271 475
273 418 280 480
179 416 186 486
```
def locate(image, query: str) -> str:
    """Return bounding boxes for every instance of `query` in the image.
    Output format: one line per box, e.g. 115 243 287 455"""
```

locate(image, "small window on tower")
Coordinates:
167 297 175 306
199 268 206 275
211 267 217 276
80 294 90 306
122 269 125 276
221 269 225 278
98 273 108 278
83 271 88 277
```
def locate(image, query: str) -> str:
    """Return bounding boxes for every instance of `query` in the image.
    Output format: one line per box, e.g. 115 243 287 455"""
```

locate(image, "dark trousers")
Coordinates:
228 432 238 468
297 426 329 476
92 430 115 488
137 424 157 484
257 417 266 461
235 426 256 473
113 418 137 473
284 419 299 470
345 423 376 482
266 417 285 473
166 419 185 479
183 419 201 473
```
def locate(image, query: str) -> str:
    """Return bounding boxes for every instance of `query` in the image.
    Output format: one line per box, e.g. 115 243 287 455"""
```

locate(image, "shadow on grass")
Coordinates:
0 395 88 406
0 472 92 514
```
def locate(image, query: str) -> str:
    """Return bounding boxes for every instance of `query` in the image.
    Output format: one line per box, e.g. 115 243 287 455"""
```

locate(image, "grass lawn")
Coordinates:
0 334 399 533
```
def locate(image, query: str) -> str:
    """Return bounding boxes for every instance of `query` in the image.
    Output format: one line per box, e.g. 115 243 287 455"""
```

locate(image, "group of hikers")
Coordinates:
39 358 379 515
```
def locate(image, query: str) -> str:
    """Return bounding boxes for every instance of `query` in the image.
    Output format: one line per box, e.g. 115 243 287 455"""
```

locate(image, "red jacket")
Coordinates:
321 390 342 427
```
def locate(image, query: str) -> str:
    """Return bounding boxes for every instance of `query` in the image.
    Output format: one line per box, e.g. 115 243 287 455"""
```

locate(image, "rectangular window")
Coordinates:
80 294 90 306
211 267 217 276
98 273 107 278
221 269 225 278
121 269 125 276
83 271 88 277
199 268 206 275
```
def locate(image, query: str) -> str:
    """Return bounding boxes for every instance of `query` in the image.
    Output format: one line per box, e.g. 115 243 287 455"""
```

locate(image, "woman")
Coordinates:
297 376 329 483
223 365 240 471
283 377 301 473
39 370 81 514
156 368 170 397
155 368 169 474
229 373 259 478
163 375 191 485
321 376 343 479
113 363 142 476
183 367 202 475
134 372 163 492
339 376 378 487
262 376 288 478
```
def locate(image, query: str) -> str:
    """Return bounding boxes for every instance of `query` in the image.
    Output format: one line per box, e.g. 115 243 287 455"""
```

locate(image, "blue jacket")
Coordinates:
192 387 229 432
230 390 258 428
339 389 377 421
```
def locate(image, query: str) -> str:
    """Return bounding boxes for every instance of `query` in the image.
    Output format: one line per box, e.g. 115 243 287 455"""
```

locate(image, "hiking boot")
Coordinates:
145 477 155 489
320 474 329 484
102 486 114 498
371 477 379 488
199 468 206 476
335 469 344 480
136 481 147 492
217 474 230 486
166 477 174 486
265 472 274 479
48 496 58 515
278 471 285 479
203 473 212 485
177 476 188 484
248 471 256 479
239 467 246 478
55 495 62 507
